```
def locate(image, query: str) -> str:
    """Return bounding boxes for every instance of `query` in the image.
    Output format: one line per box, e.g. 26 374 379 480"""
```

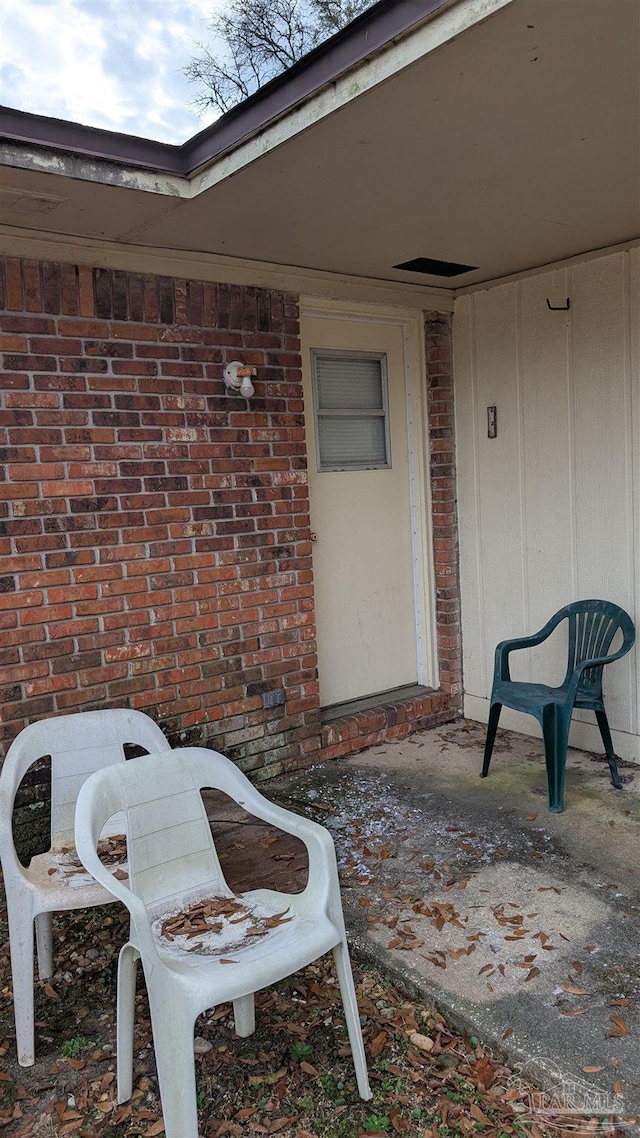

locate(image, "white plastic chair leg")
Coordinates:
232 994 255 1037
149 994 198 1138
35 912 53 980
6 901 35 1067
116 945 139 1105
333 941 372 1101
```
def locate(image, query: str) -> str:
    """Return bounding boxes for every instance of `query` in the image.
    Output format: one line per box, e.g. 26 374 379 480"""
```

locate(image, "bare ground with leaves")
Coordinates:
0 894 602 1138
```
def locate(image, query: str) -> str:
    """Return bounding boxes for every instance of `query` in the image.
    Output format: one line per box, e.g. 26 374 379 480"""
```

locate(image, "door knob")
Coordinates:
310 532 318 542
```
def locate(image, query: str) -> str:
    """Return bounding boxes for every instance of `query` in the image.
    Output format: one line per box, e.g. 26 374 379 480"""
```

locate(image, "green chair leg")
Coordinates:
594 709 623 789
541 703 570 813
481 703 502 777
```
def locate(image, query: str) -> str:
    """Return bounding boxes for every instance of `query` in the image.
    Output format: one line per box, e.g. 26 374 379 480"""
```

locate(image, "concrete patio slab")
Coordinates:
274 720 640 1127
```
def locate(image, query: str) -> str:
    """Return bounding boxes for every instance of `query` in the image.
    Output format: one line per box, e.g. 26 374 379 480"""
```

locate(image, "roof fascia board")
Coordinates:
0 223 454 311
0 0 512 198
0 140 191 198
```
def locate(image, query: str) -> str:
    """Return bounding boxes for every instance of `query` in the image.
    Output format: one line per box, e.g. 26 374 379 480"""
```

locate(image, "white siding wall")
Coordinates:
454 248 639 762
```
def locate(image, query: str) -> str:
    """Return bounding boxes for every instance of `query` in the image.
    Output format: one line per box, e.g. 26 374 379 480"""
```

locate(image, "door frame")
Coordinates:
300 296 439 691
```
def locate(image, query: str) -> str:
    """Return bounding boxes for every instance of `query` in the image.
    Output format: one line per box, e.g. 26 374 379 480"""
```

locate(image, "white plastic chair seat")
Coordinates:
0 710 170 1067
150 888 339 991
75 746 372 1138
24 847 127 905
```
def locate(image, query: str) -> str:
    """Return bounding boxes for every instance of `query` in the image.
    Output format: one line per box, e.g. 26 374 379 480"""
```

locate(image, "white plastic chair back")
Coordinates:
124 761 227 912
75 746 371 1138
0 709 171 1068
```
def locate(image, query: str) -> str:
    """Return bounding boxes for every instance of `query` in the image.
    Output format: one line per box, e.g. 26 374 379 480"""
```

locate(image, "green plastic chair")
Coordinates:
481 600 635 812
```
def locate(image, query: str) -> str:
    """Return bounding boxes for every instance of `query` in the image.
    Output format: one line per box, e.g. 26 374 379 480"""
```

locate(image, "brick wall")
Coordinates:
0 258 462 779
425 311 463 703
0 258 319 778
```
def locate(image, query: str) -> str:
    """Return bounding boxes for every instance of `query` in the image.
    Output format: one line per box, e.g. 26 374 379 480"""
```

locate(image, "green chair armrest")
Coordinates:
494 611 564 681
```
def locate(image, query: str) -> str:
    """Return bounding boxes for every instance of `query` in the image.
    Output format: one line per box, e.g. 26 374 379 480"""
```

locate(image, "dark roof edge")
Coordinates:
1 0 449 178
0 107 185 173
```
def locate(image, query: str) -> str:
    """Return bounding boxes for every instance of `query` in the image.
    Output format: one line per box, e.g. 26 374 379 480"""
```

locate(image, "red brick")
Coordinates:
41 479 93 497
4 259 24 310
22 261 43 311
56 685 107 709
111 321 158 341
0 481 41 501
58 318 109 337
20 603 72 625
9 463 65 481
0 334 29 351
78 265 95 317
25 673 78 698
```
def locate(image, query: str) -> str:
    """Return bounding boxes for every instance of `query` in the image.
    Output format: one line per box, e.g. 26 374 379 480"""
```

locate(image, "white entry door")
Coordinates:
301 313 423 707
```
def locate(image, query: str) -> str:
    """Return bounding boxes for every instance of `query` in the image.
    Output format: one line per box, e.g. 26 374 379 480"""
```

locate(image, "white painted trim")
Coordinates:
300 297 439 689
454 239 640 297
403 315 439 688
464 695 640 765
0 225 454 312
300 297 437 320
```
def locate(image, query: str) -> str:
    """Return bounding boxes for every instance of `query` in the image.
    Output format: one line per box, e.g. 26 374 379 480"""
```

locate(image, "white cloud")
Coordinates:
0 0 221 143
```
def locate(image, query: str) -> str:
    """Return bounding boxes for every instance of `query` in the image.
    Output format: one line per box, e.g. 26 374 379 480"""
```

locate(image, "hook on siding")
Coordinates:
546 297 571 310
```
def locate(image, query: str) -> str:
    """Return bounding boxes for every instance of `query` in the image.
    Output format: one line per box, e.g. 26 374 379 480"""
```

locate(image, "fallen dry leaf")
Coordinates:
475 1056 496 1090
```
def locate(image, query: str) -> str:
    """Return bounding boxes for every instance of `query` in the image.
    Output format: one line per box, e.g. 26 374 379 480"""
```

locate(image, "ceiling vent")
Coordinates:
1 187 66 215
394 257 478 277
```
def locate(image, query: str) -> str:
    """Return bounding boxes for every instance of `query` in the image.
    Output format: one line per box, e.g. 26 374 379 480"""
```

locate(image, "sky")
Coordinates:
0 0 222 144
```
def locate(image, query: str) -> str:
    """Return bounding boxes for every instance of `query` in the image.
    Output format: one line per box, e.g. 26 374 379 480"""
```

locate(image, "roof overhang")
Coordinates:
1 0 638 293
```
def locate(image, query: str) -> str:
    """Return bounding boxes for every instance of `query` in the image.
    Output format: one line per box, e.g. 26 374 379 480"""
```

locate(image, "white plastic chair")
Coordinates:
0 709 171 1067
75 746 372 1138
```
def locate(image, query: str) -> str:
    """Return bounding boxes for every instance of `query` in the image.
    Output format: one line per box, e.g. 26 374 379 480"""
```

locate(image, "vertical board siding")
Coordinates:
455 250 639 761
519 268 573 689
631 248 640 748
473 286 527 682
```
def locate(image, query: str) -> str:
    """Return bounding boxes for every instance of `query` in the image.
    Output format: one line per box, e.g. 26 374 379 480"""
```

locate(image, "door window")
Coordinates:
311 350 391 471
